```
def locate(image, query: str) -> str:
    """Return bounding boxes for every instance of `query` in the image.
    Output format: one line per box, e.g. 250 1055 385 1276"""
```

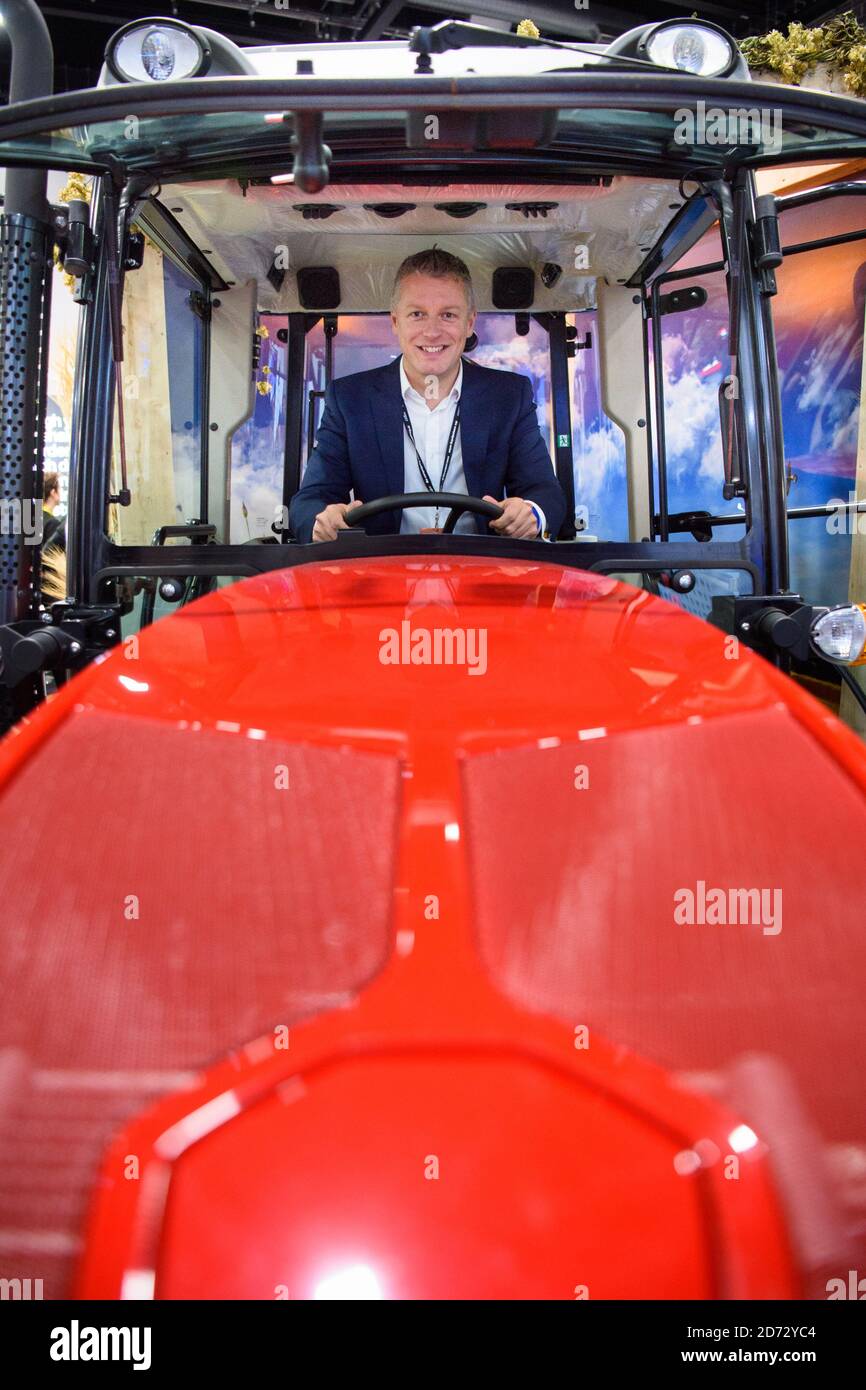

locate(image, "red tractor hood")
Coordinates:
1 556 865 1299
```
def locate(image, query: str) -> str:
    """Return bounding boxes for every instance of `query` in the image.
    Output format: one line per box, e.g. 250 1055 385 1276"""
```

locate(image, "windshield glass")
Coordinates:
3 81 866 175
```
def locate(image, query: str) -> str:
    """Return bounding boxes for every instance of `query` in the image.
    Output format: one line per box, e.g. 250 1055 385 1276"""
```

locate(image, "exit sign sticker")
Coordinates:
557 434 570 448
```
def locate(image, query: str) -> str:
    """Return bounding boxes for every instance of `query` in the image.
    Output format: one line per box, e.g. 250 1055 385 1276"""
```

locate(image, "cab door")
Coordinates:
768 168 866 735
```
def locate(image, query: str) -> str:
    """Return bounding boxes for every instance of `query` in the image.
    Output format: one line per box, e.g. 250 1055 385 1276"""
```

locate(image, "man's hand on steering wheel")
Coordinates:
312 499 364 542
310 493 532 540
483 495 540 539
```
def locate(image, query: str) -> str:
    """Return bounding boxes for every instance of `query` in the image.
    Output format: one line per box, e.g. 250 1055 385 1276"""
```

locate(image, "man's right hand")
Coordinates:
312 500 363 542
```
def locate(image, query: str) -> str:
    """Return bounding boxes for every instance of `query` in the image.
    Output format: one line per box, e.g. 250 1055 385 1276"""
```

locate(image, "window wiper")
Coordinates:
409 19 667 74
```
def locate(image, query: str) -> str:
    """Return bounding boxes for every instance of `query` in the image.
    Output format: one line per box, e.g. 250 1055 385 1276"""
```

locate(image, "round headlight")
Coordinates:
811 604 866 665
108 20 209 83
141 30 177 82
604 19 748 81
646 23 735 78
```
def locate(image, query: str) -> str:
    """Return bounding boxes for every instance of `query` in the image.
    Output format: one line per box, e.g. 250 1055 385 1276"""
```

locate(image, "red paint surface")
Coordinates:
3 556 865 1299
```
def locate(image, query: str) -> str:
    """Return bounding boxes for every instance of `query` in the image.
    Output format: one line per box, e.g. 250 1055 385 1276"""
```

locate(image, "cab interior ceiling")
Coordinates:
150 177 713 311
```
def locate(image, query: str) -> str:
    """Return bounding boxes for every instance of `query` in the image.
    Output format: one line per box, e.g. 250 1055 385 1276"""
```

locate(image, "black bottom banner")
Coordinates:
1 1297 861 1375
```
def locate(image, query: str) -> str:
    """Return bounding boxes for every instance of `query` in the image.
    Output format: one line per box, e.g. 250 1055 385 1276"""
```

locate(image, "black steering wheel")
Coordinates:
344 492 504 534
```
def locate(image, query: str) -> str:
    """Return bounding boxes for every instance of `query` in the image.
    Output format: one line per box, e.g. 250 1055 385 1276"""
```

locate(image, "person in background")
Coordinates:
42 472 66 550
40 473 67 605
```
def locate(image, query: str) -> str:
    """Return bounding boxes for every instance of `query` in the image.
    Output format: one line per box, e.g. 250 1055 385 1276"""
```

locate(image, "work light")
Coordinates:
646 23 734 77
107 19 210 83
606 20 745 80
810 604 866 665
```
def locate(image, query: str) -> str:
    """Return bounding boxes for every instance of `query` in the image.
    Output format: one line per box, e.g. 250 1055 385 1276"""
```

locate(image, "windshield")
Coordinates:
3 77 866 176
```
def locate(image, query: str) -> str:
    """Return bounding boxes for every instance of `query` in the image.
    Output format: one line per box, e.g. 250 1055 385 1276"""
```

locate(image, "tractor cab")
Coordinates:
1 12 866 730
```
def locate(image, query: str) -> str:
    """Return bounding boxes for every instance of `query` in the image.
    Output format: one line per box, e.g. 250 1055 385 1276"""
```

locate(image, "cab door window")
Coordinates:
109 244 205 544
648 225 741 537
771 190 866 607
230 313 288 541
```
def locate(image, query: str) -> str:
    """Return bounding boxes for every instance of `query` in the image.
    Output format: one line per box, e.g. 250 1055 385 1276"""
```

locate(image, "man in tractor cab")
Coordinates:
289 248 567 543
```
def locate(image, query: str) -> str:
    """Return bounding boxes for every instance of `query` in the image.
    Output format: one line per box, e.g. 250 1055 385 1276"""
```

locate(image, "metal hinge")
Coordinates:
188 290 212 321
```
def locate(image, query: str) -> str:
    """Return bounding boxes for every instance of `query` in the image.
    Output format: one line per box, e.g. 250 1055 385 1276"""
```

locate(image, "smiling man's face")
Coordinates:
391 272 476 400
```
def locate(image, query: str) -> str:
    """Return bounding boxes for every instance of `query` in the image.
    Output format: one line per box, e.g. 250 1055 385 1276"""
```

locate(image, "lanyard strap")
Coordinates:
402 400 461 494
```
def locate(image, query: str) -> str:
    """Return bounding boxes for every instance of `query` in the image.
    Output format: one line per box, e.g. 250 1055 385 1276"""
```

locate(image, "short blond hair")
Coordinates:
391 247 475 311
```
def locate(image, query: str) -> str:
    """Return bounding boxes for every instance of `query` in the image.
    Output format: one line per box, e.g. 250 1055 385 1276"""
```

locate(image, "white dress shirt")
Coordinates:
397 355 546 538
398 356 474 534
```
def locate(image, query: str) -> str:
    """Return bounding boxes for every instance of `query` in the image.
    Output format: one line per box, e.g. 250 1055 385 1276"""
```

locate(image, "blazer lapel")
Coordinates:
372 357 406 496
458 358 491 499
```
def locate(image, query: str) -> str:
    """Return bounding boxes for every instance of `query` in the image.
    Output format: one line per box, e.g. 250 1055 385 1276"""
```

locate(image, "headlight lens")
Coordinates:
111 24 206 82
141 30 177 82
646 23 734 77
811 604 866 665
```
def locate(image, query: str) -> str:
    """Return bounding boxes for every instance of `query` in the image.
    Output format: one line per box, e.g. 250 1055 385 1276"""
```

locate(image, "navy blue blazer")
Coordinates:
289 355 567 542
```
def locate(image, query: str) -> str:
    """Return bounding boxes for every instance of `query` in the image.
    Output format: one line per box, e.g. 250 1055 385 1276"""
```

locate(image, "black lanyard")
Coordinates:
401 400 461 496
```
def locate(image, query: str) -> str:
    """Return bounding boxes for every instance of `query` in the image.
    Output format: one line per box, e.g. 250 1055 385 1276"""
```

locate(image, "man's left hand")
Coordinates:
483 495 539 539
